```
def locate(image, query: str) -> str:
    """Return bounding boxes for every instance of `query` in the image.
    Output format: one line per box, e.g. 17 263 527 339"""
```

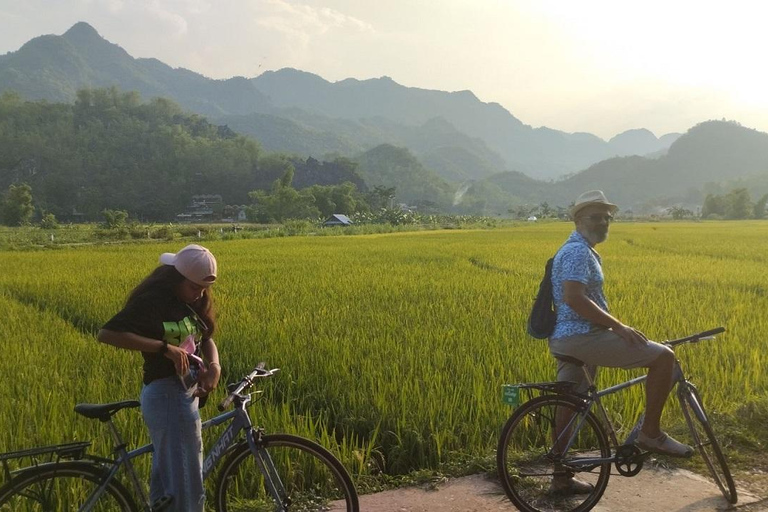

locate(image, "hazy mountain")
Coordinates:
216 110 508 183
608 128 680 157
553 120 768 210
218 111 363 158
354 144 454 207
0 22 272 116
461 120 768 214
251 68 680 179
0 22 678 183
5 23 758 215
421 145 502 183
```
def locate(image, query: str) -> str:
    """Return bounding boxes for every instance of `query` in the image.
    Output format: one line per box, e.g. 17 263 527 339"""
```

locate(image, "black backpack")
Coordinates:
526 257 556 339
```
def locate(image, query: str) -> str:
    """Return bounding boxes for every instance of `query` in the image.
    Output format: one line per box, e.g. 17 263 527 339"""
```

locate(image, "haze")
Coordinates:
1 0 765 139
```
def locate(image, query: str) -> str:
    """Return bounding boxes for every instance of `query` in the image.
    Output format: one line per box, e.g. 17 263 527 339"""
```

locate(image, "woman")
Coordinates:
98 244 221 511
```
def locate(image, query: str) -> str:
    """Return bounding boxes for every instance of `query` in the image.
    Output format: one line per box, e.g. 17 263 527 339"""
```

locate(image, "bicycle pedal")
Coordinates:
151 495 173 512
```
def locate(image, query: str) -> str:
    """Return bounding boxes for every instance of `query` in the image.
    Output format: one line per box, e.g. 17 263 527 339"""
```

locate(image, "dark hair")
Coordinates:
127 265 216 339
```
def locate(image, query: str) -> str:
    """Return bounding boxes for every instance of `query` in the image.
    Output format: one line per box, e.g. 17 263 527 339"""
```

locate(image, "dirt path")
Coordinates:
358 468 766 511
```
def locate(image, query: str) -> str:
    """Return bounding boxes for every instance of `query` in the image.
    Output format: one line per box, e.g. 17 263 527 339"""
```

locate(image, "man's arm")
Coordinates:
562 280 648 345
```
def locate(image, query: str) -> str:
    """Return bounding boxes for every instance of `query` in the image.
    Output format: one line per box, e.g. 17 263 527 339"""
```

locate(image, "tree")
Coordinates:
306 182 359 217
701 194 725 218
701 189 754 219
666 206 694 220
39 212 59 229
724 188 752 219
1 183 34 226
102 209 129 228
365 186 396 210
754 193 768 219
508 204 533 220
247 169 320 223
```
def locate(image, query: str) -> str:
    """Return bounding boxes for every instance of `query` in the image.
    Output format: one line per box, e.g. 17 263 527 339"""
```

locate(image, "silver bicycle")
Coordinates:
497 327 737 512
0 364 359 511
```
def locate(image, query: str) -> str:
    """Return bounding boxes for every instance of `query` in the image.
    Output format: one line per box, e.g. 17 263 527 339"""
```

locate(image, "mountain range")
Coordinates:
2 22 768 215
0 22 679 183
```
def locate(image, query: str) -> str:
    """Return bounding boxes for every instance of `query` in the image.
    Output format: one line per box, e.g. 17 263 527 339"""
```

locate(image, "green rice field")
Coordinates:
1 221 767 491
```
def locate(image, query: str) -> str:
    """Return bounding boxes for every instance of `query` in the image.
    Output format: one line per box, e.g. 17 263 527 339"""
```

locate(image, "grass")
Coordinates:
0 220 765 492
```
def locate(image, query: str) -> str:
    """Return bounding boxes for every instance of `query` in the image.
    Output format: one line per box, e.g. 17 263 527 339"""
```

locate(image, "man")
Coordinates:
549 190 692 493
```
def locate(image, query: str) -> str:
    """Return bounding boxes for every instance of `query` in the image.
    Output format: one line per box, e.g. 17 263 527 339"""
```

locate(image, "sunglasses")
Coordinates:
582 213 614 223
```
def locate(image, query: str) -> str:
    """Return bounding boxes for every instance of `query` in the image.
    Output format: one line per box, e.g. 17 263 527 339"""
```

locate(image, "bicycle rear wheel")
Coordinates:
0 461 136 511
497 395 611 512
214 432 359 512
678 383 737 504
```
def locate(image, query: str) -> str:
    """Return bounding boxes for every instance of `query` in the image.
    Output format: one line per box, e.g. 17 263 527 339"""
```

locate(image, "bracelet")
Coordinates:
209 362 221 370
158 341 169 354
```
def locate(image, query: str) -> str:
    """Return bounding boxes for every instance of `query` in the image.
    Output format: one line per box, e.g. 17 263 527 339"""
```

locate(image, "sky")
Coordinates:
1 0 766 140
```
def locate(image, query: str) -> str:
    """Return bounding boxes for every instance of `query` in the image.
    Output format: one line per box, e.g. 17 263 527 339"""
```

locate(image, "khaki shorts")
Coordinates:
548 329 672 393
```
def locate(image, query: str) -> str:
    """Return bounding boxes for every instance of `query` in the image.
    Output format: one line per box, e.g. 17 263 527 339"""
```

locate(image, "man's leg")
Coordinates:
550 330 692 457
550 358 596 494
640 349 675 438
635 348 693 457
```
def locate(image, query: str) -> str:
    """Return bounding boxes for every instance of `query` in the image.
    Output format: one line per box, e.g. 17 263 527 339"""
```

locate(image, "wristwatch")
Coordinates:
159 340 169 354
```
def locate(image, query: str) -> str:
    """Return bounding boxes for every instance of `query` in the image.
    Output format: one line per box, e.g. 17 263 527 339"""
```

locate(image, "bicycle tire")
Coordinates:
214 432 359 512
0 460 137 511
678 383 737 504
497 395 611 512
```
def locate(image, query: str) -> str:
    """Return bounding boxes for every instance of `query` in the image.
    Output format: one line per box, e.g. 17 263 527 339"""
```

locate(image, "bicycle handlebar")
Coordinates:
665 327 725 347
217 363 280 411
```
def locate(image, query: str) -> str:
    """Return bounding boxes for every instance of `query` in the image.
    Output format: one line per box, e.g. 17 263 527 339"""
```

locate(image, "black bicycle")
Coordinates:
497 327 737 512
0 364 360 511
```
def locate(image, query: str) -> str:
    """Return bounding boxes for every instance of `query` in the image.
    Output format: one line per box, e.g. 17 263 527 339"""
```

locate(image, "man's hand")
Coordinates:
613 324 649 345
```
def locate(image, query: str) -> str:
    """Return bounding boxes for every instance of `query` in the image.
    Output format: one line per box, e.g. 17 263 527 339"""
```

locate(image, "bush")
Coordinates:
152 226 176 240
39 213 59 230
95 227 130 240
282 219 315 236
101 209 128 229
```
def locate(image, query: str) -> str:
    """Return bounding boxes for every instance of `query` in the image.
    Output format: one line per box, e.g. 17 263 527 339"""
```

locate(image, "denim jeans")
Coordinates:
141 376 204 512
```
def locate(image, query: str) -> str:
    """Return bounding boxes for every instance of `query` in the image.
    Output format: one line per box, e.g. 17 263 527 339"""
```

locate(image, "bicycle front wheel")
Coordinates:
214 432 359 512
678 383 737 504
0 461 136 511
497 395 611 512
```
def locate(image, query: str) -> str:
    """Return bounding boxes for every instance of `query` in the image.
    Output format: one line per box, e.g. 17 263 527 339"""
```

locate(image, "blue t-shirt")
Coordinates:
550 231 609 339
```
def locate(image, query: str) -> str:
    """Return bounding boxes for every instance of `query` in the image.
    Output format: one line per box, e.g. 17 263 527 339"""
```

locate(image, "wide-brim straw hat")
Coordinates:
570 190 619 218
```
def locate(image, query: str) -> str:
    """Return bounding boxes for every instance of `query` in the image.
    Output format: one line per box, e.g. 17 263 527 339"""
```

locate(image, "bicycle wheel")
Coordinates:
497 395 611 512
0 461 136 511
678 383 737 504
214 432 359 512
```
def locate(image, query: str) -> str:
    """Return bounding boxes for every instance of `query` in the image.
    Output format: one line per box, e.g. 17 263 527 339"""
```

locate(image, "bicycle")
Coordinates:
0 364 360 511
496 327 737 512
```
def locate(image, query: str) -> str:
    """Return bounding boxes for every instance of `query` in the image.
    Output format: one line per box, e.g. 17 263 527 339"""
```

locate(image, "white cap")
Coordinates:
160 244 217 287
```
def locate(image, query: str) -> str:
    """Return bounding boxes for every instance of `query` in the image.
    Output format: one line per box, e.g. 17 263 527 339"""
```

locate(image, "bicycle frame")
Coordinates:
74 391 285 512
498 328 734 511
0 365 310 512
200 392 292 507
553 358 689 469
79 417 154 510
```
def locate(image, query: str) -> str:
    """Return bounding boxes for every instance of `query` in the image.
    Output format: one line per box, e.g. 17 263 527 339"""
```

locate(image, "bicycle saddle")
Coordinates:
74 400 141 422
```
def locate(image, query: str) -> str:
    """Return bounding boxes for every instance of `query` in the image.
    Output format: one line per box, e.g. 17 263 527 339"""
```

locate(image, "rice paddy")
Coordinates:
1 221 766 488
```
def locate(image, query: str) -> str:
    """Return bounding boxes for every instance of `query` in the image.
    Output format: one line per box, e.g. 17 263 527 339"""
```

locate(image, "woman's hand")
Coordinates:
164 344 189 376
195 364 221 397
